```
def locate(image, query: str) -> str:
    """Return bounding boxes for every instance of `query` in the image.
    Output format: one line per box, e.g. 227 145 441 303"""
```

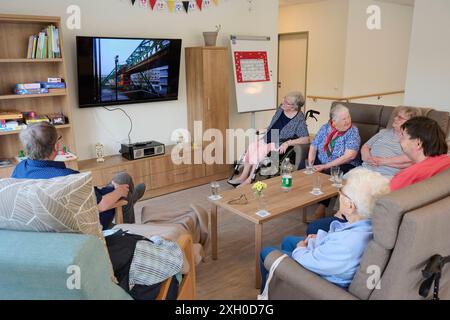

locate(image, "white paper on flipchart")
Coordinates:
230 36 277 114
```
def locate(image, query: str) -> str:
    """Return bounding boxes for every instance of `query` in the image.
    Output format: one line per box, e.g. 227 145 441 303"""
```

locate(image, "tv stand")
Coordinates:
78 145 231 200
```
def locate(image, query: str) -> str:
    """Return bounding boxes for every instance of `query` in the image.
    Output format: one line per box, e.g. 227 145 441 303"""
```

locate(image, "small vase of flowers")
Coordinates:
252 181 269 217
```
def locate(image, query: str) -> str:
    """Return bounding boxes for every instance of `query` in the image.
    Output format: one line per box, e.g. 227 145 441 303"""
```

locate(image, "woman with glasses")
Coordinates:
228 91 309 187
307 106 421 236
259 168 390 290
361 106 421 177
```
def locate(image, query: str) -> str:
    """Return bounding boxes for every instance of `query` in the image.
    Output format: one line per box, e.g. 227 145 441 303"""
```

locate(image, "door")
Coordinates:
277 33 308 108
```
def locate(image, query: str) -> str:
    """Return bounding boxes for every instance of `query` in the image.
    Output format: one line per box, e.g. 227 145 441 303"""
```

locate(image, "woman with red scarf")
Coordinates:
307 104 361 219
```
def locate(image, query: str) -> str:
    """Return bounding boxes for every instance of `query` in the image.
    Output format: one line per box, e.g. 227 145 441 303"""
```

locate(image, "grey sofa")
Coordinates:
264 169 450 300
294 102 450 168
337 102 450 145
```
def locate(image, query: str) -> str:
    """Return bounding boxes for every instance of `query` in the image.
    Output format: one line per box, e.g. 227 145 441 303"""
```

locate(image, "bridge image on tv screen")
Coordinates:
97 38 171 103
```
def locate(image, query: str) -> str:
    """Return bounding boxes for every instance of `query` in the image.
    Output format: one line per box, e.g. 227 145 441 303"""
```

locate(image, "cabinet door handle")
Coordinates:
207 97 211 111
174 170 188 176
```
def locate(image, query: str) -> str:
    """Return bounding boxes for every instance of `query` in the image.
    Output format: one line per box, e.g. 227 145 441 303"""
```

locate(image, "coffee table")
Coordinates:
208 170 339 288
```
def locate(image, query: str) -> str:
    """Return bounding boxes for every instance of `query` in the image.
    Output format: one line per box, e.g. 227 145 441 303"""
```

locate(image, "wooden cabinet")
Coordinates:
0 14 77 178
78 145 227 200
185 47 230 177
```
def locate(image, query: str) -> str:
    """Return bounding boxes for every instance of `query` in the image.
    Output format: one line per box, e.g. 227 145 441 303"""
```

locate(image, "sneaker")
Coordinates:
132 183 146 203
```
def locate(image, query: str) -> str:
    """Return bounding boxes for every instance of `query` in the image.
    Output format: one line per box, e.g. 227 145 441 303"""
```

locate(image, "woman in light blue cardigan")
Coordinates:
260 168 390 290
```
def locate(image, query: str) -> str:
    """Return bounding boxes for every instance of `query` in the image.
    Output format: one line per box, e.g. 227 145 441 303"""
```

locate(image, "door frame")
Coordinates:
277 31 309 114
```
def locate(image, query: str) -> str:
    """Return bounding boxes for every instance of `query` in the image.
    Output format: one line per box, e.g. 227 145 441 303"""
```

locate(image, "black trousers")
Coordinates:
105 230 179 300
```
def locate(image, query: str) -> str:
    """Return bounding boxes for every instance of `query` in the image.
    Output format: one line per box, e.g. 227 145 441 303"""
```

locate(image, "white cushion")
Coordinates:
0 172 103 239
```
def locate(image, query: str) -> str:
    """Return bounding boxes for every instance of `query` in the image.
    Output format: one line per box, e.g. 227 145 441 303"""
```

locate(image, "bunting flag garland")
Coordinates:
167 0 175 12
196 0 203 10
130 0 224 13
182 1 190 13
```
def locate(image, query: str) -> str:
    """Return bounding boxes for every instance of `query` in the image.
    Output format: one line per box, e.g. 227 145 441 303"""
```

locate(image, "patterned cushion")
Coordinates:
0 172 103 239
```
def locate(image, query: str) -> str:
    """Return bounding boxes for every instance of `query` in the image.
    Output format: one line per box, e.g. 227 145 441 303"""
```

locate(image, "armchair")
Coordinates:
264 169 450 300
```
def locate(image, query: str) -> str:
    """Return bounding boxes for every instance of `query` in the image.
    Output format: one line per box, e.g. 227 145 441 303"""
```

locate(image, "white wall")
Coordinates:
279 0 413 133
404 0 450 111
279 0 350 133
342 0 413 106
0 0 279 160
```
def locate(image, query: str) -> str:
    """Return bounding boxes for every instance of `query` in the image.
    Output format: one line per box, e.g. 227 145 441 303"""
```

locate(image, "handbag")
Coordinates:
257 254 288 300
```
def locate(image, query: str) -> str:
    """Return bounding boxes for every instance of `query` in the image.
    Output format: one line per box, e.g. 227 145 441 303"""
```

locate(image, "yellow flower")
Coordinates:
252 181 267 193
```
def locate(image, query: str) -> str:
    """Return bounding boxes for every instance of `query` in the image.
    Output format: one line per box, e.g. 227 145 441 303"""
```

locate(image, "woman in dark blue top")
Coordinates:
229 91 309 187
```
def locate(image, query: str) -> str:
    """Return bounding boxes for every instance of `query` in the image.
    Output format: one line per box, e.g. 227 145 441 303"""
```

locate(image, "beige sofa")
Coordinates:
294 102 450 168
264 169 450 300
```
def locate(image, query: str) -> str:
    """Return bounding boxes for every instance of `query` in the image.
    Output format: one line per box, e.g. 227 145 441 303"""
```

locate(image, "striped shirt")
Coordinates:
362 128 403 177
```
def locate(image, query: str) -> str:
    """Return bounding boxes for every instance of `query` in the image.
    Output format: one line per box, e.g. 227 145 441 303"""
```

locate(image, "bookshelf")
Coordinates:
0 14 77 177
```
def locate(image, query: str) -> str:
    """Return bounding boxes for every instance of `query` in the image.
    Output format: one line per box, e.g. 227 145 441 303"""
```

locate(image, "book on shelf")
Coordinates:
48 88 66 94
40 82 66 89
26 25 61 59
0 158 14 168
0 112 23 121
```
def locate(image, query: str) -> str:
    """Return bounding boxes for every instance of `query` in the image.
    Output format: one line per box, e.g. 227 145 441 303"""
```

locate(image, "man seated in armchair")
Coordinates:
11 122 145 230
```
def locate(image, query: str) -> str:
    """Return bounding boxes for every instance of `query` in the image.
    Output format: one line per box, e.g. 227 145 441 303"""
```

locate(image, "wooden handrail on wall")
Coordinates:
307 90 405 102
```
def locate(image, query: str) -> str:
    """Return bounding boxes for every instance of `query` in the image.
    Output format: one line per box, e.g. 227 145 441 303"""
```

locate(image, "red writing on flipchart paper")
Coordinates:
234 51 270 83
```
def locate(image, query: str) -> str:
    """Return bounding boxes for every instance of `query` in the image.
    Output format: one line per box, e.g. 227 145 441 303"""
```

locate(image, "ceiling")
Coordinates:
279 0 415 7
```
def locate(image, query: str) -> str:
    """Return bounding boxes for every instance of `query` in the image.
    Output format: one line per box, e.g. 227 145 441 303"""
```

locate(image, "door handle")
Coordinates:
278 81 282 88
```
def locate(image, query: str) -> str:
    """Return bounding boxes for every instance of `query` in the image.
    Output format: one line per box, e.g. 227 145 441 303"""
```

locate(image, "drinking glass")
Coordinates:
305 159 314 175
330 166 340 182
209 181 221 200
312 175 322 195
333 172 344 188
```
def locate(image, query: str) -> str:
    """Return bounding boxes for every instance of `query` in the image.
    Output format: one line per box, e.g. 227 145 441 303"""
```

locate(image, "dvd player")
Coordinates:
120 140 165 160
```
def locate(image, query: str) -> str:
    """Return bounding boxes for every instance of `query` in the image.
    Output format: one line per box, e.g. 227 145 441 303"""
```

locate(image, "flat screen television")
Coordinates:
76 36 182 108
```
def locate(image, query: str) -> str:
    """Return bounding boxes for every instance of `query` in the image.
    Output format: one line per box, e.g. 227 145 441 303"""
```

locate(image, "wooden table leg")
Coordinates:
302 207 307 224
255 223 263 289
211 204 218 260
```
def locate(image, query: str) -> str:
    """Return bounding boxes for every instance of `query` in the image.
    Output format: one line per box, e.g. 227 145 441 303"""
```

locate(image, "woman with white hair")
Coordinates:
307 103 361 218
228 91 309 187
260 168 390 290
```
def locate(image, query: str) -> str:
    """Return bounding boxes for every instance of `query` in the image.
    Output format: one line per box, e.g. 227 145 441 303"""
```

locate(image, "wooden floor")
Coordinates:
135 180 312 300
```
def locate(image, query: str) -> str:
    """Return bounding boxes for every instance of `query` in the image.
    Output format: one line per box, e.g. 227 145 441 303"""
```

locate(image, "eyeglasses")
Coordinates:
227 194 248 205
395 114 409 122
282 98 295 106
339 190 354 204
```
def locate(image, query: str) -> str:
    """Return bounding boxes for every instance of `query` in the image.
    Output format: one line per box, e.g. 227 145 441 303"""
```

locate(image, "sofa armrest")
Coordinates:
264 250 358 300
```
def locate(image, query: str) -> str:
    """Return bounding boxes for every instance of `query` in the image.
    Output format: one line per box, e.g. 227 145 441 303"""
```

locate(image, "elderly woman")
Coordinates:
228 91 309 187
361 106 420 177
307 106 421 235
260 168 390 290
307 103 361 218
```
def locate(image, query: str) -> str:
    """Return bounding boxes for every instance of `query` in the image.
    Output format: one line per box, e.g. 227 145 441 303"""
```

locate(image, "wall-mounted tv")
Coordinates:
76 36 182 108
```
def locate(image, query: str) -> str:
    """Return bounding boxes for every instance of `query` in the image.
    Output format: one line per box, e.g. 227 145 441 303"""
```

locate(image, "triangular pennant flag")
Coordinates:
131 0 136 5
212 0 219 5
182 1 189 13
149 0 157 10
167 0 175 12
196 0 203 10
